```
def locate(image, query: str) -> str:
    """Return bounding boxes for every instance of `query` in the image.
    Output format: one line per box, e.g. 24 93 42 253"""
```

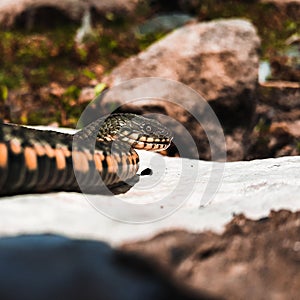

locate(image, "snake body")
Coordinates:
0 113 172 196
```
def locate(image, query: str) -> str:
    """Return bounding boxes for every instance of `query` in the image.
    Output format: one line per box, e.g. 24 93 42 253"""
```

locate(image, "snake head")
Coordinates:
97 113 173 152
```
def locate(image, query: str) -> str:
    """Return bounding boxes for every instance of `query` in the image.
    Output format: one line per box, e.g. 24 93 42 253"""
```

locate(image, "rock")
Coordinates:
258 81 300 111
225 129 245 160
270 53 300 82
100 19 260 160
103 19 260 123
0 234 211 300
247 81 300 159
135 13 196 36
87 78 227 160
0 0 138 28
122 210 300 300
78 87 96 104
0 138 299 244
261 0 300 19
247 120 299 159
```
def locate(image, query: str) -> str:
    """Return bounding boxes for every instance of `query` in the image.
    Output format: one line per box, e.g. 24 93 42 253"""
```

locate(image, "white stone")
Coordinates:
0 138 299 246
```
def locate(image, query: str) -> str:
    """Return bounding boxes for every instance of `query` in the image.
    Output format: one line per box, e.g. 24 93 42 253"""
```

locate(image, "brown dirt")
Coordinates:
121 210 300 299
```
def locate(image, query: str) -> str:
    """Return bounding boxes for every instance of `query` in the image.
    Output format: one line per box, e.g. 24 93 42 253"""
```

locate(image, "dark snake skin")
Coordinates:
0 113 172 196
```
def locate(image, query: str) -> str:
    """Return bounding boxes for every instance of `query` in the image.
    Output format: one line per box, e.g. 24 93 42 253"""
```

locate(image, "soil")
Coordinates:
122 210 300 299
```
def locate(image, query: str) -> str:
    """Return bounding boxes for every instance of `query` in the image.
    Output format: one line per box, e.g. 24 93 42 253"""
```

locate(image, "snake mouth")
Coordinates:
117 127 173 151
133 137 172 151
119 133 172 151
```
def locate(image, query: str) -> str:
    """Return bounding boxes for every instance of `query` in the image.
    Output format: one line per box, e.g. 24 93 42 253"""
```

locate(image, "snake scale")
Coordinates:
0 113 172 196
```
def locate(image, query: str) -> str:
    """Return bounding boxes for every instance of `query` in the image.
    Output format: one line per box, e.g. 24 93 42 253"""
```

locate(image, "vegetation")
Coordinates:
0 1 299 125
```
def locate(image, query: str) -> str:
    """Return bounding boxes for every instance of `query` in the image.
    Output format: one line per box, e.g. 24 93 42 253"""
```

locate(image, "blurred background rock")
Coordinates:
0 0 299 160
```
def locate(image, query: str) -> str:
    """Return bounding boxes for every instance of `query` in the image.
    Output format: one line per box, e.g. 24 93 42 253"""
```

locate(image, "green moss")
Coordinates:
296 142 300 154
94 83 107 96
137 31 167 50
82 69 96 80
63 85 81 99
27 111 58 126
0 85 8 102
254 118 271 134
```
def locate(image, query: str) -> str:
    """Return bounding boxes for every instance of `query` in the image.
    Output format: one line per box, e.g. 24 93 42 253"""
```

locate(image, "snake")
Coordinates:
0 113 172 196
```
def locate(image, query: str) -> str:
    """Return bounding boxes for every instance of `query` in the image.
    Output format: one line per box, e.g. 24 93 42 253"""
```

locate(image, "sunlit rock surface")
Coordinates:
0 146 299 246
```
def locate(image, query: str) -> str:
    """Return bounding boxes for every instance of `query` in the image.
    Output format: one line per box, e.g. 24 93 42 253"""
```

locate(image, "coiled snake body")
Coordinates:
0 113 172 196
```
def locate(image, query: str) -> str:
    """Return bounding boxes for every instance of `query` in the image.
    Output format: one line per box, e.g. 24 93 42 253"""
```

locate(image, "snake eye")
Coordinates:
144 124 152 133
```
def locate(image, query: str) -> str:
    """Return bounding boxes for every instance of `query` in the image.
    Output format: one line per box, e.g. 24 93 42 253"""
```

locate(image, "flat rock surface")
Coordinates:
0 149 299 246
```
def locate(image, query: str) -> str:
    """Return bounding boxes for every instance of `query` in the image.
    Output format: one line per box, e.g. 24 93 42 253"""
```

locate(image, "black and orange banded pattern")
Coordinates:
0 114 172 196
0 123 139 196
